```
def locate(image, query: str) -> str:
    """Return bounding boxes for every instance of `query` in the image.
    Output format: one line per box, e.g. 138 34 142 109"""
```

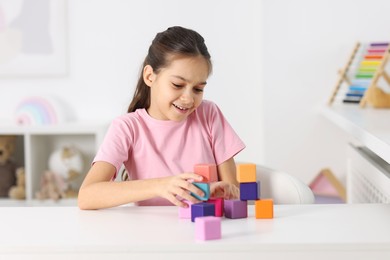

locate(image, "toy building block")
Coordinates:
195 216 221 241
224 199 247 219
207 197 224 217
194 164 218 182
240 182 260 201
236 163 257 183
178 200 194 219
191 202 215 222
309 168 346 203
191 182 210 201
255 199 274 219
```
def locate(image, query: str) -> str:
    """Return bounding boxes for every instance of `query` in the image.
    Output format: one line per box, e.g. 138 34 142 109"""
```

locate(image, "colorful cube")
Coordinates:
255 199 274 219
178 200 194 219
224 199 247 219
191 182 210 201
195 216 221 240
191 203 215 222
207 198 224 217
236 163 257 183
194 164 218 183
240 182 260 200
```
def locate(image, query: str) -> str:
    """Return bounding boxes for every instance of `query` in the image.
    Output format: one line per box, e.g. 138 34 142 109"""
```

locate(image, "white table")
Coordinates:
1 204 390 259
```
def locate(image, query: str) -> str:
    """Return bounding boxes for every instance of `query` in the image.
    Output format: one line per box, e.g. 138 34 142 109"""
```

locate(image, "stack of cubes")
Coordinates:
178 163 274 241
235 163 274 219
178 164 222 240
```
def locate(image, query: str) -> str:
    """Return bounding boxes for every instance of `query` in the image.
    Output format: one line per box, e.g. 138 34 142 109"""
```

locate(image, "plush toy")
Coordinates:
0 135 17 197
36 146 84 200
8 167 26 200
35 170 66 201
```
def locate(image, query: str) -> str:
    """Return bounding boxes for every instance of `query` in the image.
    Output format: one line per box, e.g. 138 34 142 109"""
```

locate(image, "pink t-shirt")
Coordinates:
93 100 245 205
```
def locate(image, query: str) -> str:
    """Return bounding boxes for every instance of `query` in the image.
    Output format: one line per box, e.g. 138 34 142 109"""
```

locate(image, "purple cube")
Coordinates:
224 199 247 219
191 203 215 222
240 181 260 200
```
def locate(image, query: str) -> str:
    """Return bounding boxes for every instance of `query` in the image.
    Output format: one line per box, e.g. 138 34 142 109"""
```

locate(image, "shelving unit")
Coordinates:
0 122 107 206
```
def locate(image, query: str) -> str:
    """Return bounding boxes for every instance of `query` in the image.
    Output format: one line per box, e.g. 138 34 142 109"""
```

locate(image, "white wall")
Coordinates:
0 0 264 164
262 0 390 183
5 0 389 185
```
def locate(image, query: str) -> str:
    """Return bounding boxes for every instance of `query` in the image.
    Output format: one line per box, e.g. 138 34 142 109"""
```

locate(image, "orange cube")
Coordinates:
255 199 274 219
236 163 256 183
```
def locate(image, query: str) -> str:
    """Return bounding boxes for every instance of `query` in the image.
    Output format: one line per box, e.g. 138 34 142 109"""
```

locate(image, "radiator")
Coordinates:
347 144 390 203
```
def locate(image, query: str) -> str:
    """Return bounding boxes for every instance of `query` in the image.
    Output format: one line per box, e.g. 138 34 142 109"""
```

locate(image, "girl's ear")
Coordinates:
143 65 155 87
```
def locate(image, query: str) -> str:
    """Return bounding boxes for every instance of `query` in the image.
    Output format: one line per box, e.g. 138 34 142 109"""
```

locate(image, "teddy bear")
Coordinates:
8 167 26 200
0 135 17 197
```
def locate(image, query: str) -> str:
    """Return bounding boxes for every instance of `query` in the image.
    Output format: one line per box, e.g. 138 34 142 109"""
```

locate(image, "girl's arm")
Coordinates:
210 158 240 199
78 161 204 210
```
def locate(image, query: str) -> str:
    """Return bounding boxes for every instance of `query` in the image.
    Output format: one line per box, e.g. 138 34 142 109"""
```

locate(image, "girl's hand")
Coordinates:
210 181 240 200
156 173 204 207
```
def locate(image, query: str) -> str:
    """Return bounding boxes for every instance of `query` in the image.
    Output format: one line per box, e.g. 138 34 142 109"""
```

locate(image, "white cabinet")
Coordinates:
0 123 107 206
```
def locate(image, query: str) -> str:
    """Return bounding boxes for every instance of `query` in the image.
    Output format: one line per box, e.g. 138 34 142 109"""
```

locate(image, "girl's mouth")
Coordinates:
173 103 190 112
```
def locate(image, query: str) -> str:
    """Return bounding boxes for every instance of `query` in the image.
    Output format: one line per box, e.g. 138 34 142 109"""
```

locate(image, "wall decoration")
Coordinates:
0 0 67 76
14 96 66 125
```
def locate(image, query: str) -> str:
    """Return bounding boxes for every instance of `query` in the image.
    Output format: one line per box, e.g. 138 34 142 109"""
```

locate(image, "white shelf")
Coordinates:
0 123 107 206
320 104 390 164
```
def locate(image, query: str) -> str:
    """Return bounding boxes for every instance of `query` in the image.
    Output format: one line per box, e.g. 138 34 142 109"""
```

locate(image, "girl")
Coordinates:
78 26 245 210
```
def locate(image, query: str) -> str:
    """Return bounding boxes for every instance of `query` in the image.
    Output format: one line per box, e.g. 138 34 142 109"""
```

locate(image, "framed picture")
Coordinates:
0 0 67 77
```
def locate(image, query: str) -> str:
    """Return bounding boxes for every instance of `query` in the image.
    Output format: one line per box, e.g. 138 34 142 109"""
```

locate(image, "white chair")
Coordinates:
255 164 315 204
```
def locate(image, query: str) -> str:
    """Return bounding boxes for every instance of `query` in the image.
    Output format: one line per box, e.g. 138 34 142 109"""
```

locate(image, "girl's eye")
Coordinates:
194 88 204 93
172 83 183 88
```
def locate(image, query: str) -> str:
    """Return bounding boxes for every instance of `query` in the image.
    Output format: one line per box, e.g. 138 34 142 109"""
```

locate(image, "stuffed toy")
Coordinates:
0 135 17 197
35 146 84 200
8 167 26 200
35 170 66 201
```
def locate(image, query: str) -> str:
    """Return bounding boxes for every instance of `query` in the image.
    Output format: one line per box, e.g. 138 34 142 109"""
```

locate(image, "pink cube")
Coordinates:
178 200 194 219
195 216 221 241
207 198 224 217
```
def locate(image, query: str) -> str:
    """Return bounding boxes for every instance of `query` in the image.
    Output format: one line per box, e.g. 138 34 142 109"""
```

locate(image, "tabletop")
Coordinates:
2 204 390 259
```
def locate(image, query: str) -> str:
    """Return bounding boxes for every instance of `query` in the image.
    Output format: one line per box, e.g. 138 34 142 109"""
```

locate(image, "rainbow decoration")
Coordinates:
14 96 63 125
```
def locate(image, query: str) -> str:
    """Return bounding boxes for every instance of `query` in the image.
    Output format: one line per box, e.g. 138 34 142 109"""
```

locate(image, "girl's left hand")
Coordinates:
210 181 239 200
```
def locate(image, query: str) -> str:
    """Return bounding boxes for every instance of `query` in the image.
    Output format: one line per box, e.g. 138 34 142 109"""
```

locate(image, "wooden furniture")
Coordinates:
1 204 390 259
328 42 390 107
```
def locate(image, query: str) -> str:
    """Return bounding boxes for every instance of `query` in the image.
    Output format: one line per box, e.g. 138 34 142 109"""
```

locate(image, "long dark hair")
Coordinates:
127 26 212 113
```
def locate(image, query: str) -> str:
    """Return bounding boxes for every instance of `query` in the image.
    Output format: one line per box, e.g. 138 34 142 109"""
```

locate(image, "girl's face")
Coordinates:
144 55 210 121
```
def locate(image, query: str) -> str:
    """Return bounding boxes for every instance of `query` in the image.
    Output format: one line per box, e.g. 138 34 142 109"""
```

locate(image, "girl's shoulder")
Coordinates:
110 109 147 129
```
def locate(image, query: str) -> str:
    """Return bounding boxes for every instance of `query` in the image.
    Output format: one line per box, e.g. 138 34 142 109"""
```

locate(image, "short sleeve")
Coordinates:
93 117 133 177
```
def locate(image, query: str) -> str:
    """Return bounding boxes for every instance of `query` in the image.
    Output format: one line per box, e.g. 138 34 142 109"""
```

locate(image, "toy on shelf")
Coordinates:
328 42 390 108
0 135 17 197
14 96 66 125
35 146 84 200
8 167 26 200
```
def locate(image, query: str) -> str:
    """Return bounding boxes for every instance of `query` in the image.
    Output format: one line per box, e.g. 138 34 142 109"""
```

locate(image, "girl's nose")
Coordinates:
180 90 194 104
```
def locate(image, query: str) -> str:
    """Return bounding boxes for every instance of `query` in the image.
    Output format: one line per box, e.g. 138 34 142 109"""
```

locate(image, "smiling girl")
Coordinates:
78 26 245 210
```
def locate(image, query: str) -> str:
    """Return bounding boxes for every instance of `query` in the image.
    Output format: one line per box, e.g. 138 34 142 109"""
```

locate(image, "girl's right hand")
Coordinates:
156 173 204 208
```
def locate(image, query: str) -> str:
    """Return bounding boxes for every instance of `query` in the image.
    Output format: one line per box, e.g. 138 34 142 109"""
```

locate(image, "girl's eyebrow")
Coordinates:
172 75 207 85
